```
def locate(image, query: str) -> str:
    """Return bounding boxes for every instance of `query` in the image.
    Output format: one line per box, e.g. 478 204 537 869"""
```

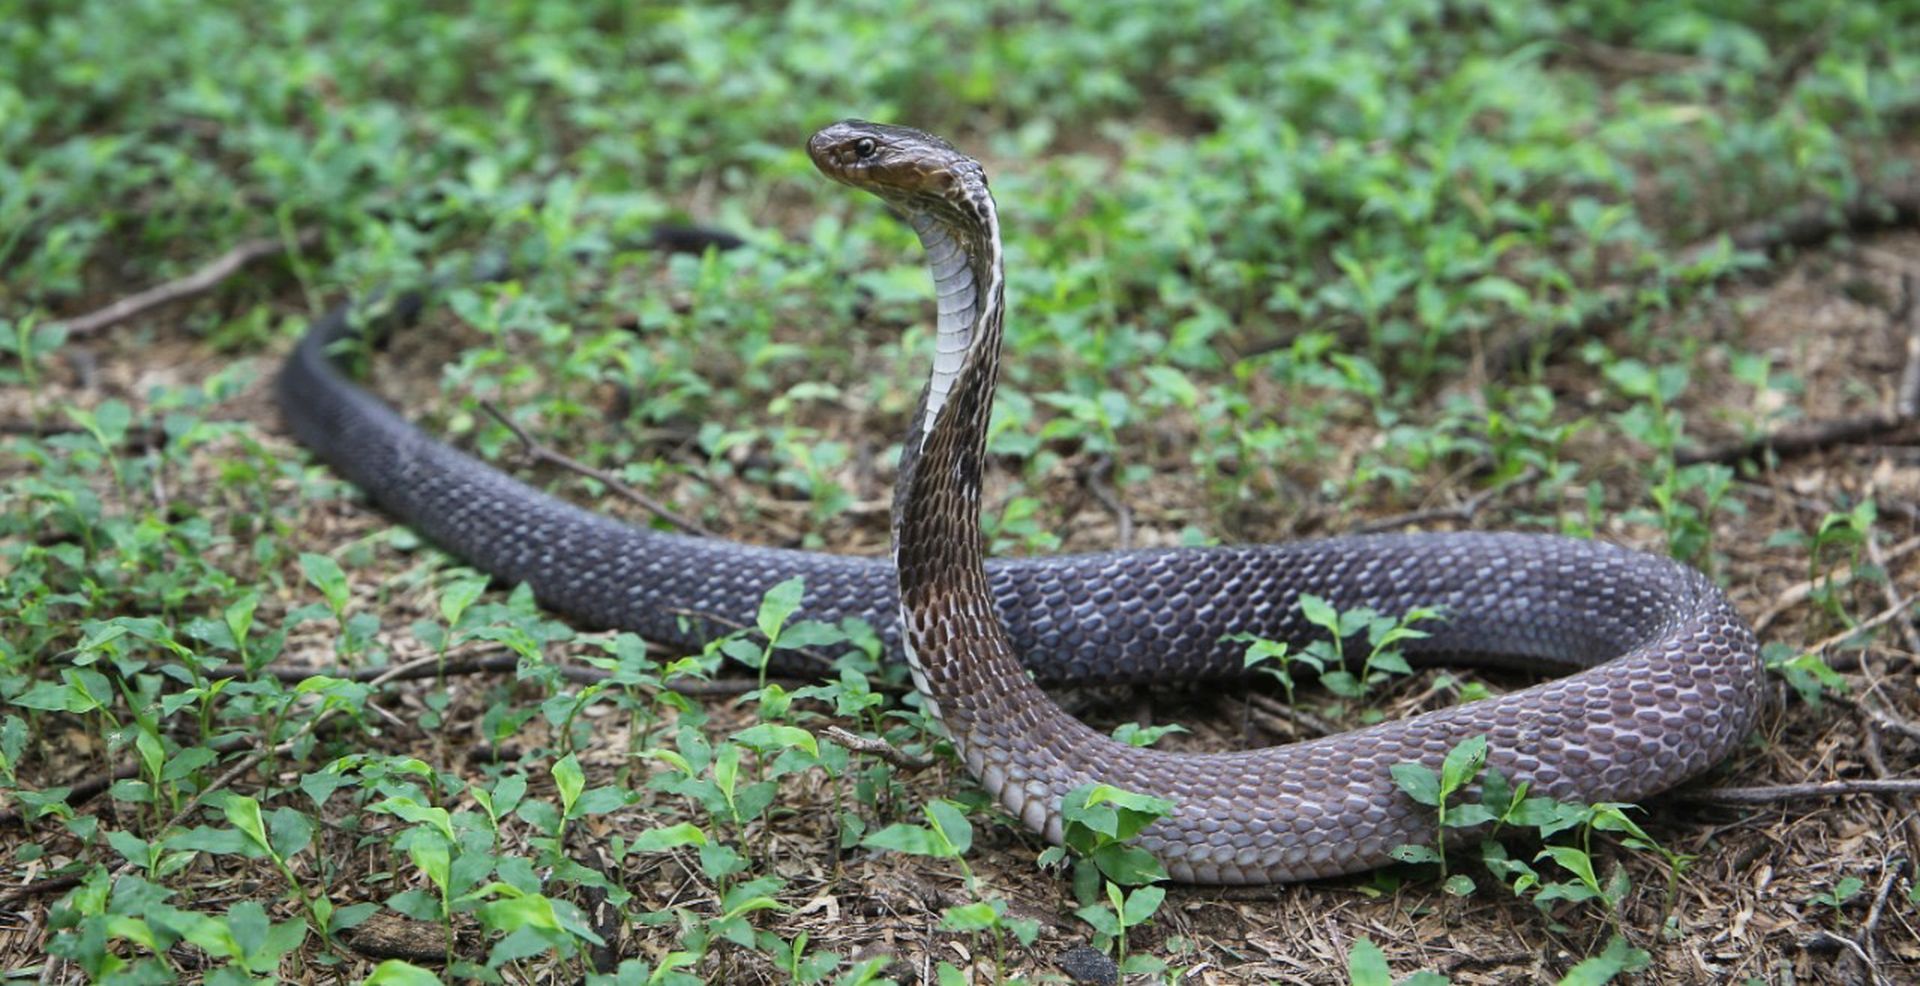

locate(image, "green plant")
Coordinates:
1037 784 1174 976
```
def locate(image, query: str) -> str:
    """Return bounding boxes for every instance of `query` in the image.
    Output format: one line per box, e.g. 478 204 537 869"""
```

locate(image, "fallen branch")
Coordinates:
478 398 713 538
51 231 318 338
1676 413 1915 468
1678 268 1920 468
1808 597 1919 656
1860 857 1908 979
1750 533 1920 634
1683 778 1920 805
1349 466 1537 535
1487 178 1920 379
823 726 933 771
1898 273 1920 419
205 653 766 696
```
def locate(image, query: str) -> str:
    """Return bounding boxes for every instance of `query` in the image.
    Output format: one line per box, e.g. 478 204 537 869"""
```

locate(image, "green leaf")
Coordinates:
924 800 973 857
1390 844 1441 865
756 576 806 640
1347 938 1392 986
552 753 584 816
1119 885 1164 925
438 575 489 629
1391 762 1440 807
629 823 708 852
1439 735 1488 795
361 960 446 986
1090 844 1167 886
299 552 350 614
1554 935 1651 986
938 901 1002 933
862 823 945 858
731 723 819 758
1445 804 1496 828
1298 593 1339 634
223 795 272 856
1536 846 1599 891
1073 902 1120 937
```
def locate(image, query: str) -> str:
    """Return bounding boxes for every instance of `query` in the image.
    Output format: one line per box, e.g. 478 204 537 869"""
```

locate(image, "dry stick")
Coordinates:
1805 931 1881 986
1808 596 1920 656
1898 272 1920 419
1860 725 1920 886
1082 454 1134 549
204 653 767 696
1675 413 1917 468
1851 698 1920 745
1864 530 1920 657
1859 858 1910 979
1680 270 1920 467
1684 778 1920 805
822 725 933 771
1486 179 1920 381
50 232 319 338
1349 466 1538 535
478 398 713 538
1750 533 1920 634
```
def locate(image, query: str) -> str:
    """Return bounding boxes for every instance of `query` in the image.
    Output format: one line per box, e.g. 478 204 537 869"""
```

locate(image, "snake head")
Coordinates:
808 120 988 220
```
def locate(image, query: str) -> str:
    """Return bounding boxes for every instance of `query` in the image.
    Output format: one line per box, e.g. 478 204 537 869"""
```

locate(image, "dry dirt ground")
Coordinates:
4 214 1920 983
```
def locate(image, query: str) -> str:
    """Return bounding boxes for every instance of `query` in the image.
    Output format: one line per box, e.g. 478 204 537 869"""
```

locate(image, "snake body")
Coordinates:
277 124 1766 884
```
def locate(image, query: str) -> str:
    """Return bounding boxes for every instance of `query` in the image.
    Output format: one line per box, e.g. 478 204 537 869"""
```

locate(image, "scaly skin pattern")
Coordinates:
276 126 1766 884
809 118 1766 883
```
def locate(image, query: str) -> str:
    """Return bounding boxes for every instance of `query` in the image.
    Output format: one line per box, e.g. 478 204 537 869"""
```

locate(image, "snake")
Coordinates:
276 121 1767 884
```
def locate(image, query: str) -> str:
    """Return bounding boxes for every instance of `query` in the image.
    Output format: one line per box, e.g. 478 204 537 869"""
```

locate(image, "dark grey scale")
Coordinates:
279 122 1769 884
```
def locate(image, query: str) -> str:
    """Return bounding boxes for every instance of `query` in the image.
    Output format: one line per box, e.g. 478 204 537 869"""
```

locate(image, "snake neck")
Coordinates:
888 161 1119 839
890 185 1004 579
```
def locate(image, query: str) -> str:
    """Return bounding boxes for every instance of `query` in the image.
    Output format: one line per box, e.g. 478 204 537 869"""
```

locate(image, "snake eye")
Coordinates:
853 137 877 159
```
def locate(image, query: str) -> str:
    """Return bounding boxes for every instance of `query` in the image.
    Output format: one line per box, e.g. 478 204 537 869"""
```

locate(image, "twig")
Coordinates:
1082 454 1134 550
1897 273 1920 419
0 734 254 829
1562 36 1703 75
1485 178 1920 379
50 232 318 337
1682 778 1920 805
1851 698 1920 746
204 653 766 696
1675 414 1915 468
1864 530 1920 657
1808 597 1919 656
1804 931 1878 986
1680 268 1920 467
0 872 85 907
1349 467 1537 535
1750 534 1920 634
1243 692 1339 742
478 399 713 537
1859 857 1909 978
1860 723 1920 881
822 726 933 771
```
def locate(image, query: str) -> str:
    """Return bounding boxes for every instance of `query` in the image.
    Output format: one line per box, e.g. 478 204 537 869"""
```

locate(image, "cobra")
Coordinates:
277 121 1766 884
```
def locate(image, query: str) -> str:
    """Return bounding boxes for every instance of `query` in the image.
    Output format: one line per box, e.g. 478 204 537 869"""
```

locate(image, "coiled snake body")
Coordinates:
277 122 1766 883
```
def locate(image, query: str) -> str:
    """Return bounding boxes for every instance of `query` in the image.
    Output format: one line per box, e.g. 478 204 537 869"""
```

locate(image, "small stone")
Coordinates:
1056 944 1119 985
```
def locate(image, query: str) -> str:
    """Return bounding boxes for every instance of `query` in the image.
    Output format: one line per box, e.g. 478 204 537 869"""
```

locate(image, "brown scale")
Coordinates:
807 118 1766 884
